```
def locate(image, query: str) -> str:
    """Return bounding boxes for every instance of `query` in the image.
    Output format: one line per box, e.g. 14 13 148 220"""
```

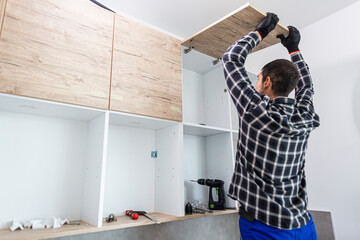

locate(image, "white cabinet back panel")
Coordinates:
204 66 231 129
183 135 208 204
182 69 205 125
0 111 88 228
184 133 235 208
205 133 236 208
103 125 155 217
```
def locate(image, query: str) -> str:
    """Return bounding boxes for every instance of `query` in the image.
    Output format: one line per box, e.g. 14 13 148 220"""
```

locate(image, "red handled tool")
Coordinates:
126 210 139 220
125 210 161 224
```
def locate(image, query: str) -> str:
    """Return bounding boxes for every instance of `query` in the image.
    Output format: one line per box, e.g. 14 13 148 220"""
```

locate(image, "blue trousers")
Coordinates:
239 214 317 240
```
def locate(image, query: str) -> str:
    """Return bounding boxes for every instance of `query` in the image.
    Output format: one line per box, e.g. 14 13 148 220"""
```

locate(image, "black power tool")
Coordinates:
191 179 226 210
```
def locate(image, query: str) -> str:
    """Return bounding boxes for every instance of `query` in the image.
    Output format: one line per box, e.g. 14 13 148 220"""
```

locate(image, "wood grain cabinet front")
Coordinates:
0 0 114 109
0 0 6 35
110 15 182 122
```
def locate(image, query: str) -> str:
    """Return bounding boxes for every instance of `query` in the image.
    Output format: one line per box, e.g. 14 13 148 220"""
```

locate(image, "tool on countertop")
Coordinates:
191 179 226 210
192 209 206 214
127 210 161 224
185 202 192 215
192 204 213 213
125 210 139 220
105 213 118 223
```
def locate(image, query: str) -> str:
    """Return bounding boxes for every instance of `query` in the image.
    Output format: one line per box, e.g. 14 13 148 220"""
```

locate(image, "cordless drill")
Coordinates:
191 179 226 210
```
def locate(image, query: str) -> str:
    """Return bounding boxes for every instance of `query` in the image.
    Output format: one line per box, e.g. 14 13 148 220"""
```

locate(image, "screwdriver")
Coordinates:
125 210 139 220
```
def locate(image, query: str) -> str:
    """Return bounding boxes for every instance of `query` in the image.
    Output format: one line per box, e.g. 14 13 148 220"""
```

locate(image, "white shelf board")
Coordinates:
109 110 179 130
0 93 104 121
183 122 231 136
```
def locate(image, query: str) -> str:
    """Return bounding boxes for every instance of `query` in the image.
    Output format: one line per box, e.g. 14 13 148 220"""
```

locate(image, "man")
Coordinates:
222 12 320 239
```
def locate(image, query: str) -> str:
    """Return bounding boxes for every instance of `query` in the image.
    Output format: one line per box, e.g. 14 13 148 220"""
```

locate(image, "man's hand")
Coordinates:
255 12 279 40
277 26 301 53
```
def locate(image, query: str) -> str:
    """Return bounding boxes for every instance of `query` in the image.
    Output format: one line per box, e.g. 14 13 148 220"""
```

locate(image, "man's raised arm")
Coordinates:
277 27 316 114
222 13 279 116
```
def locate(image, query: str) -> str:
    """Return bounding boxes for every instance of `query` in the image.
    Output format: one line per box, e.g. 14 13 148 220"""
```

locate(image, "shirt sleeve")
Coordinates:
290 52 316 114
222 32 262 117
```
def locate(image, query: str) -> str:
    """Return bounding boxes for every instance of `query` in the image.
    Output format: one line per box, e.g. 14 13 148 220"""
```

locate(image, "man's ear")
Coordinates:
263 76 272 89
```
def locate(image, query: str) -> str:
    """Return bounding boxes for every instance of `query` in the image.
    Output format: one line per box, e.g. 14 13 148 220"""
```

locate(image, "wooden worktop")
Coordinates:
0 210 238 240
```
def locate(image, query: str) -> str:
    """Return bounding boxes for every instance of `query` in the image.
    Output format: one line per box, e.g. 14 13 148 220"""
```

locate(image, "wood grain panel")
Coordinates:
0 0 6 37
182 3 289 59
110 15 182 121
0 0 114 109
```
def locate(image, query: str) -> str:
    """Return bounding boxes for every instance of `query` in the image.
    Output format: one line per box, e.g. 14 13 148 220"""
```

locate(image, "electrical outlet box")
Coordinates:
151 151 158 158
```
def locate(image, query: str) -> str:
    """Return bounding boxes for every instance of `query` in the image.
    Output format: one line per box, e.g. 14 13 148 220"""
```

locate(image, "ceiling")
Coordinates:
97 0 359 39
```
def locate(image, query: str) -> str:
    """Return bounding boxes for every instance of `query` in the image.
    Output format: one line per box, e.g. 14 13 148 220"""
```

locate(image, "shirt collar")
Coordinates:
270 97 296 105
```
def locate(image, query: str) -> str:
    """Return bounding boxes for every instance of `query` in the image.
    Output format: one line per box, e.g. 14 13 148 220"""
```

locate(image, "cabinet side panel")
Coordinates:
111 15 182 121
0 0 113 109
155 124 184 216
206 133 236 208
82 112 109 227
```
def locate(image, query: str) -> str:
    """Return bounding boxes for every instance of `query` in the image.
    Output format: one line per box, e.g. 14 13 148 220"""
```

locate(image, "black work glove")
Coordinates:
277 26 301 53
255 12 279 39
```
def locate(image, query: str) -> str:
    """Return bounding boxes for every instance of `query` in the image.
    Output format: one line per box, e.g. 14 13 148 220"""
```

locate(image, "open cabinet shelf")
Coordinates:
0 94 108 230
182 56 236 210
102 111 184 224
183 122 231 137
0 93 104 121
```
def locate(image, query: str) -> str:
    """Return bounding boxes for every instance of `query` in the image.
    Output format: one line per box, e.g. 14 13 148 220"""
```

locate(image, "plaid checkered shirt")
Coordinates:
222 32 320 230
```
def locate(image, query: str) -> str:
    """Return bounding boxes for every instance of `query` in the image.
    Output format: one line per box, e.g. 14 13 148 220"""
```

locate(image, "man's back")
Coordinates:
223 30 320 229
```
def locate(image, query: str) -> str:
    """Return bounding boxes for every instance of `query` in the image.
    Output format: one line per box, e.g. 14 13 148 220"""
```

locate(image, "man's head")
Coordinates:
255 59 300 99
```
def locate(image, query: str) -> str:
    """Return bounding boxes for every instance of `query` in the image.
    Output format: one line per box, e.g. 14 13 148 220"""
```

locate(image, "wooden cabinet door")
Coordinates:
0 0 114 109
0 0 6 36
111 15 182 121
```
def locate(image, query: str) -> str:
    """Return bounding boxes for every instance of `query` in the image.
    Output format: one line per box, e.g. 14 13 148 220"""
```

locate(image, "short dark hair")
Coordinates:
261 59 299 96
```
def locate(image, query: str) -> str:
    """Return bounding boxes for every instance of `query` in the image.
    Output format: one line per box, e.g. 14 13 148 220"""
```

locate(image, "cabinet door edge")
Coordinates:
0 0 7 37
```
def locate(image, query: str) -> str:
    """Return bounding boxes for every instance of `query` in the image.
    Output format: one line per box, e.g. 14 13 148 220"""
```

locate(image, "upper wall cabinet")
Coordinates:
182 3 288 60
0 0 114 109
110 14 182 122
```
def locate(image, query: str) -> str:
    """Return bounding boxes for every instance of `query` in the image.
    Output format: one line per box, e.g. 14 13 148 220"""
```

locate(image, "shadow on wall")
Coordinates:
310 56 360 136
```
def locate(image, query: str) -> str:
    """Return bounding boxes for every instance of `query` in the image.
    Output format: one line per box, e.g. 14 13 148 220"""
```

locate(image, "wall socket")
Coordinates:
151 151 158 158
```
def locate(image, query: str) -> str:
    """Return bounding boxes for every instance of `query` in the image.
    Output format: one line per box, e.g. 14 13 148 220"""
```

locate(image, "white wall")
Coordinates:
245 2 360 239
